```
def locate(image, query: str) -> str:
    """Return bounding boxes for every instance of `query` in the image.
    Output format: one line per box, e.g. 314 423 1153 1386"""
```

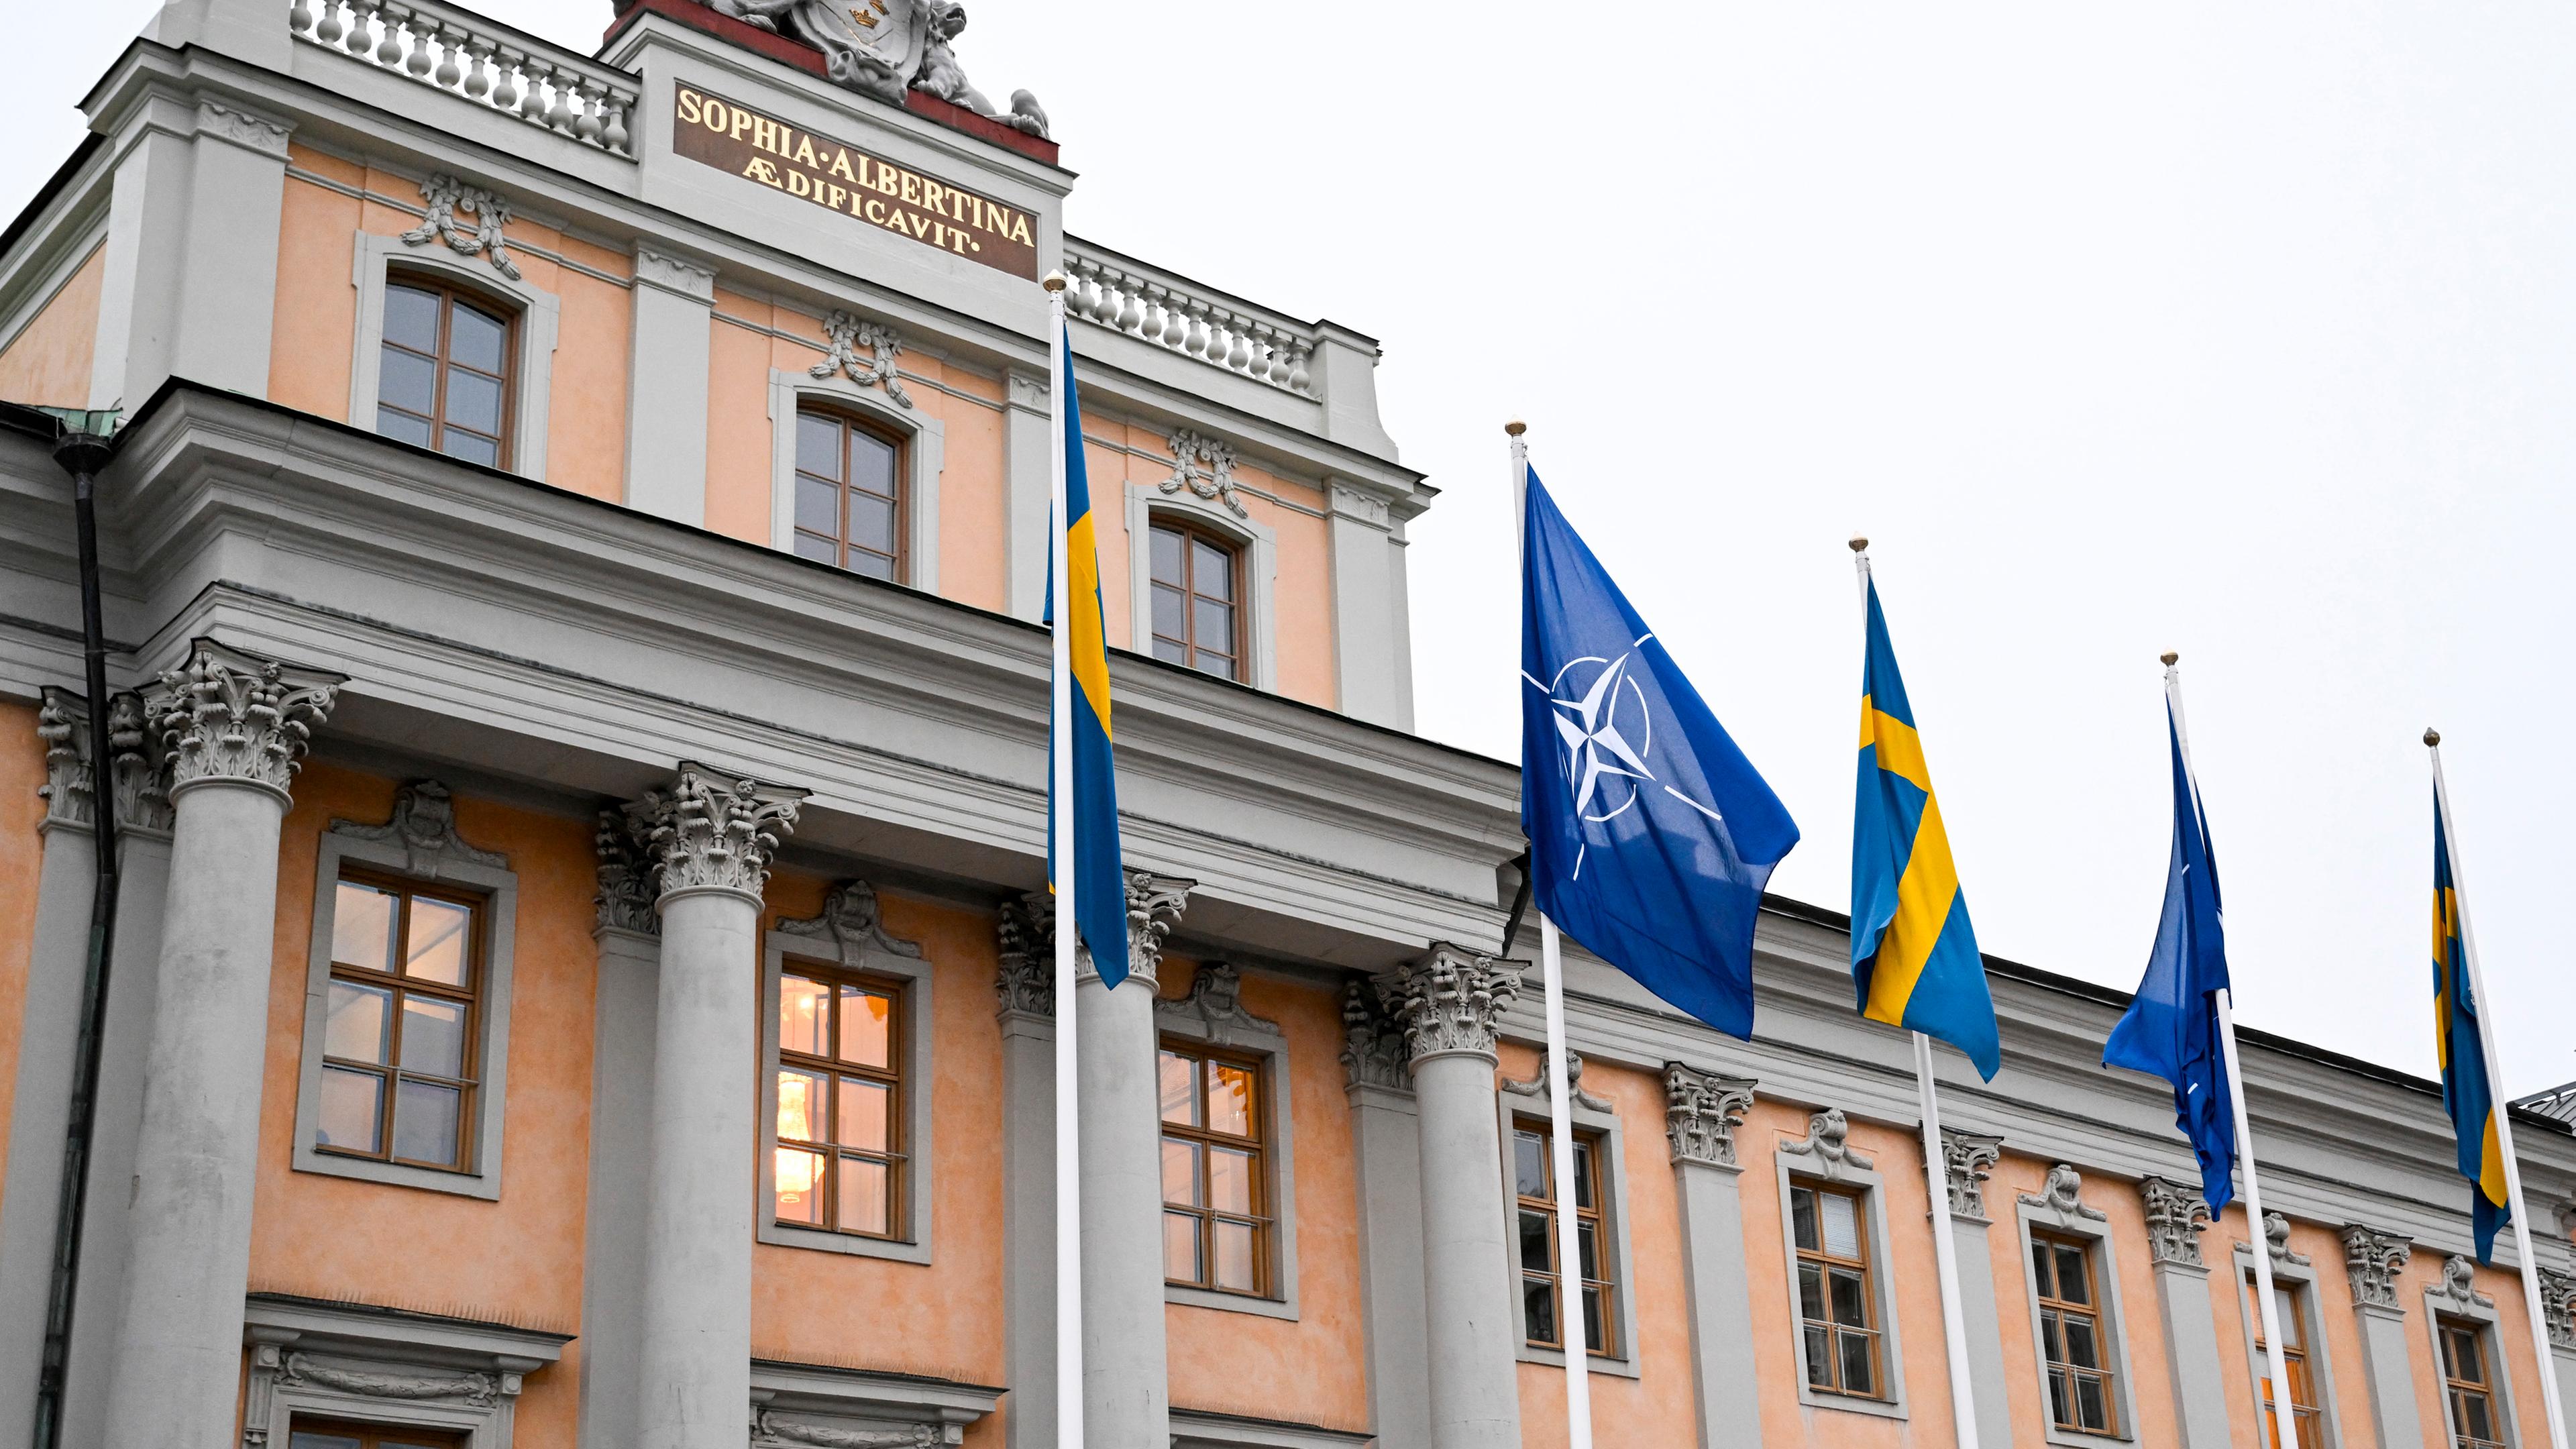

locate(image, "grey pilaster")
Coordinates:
1381 944 1523 1449
631 764 805 1449
1326 480 1410 730
577 813 663 1449
1664 1063 1760 1449
88 93 291 410
2540 1267 2576 1436
1003 369 1052 622
101 643 341 1449
994 898 1055 1449
1344 984 1430 1449
623 248 717 527
1307 323 1399 460
2340 1224 2422 1449
1937 1129 2014 1449
2138 1175 2233 1449
1074 873 1190 1449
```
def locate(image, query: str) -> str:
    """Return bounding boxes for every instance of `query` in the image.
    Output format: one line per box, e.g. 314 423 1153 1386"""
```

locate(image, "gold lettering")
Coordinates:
731 107 755 142
947 227 972 254
744 158 783 187
678 89 703 126
829 148 857 182
826 183 847 211
1009 213 1034 246
702 99 729 133
881 208 910 237
922 180 947 214
899 172 922 206
749 116 775 151
787 170 812 197
907 213 930 239
794 134 820 168
874 163 901 197
865 198 887 223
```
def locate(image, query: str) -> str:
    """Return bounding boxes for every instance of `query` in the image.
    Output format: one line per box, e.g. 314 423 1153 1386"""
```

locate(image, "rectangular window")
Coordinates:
314 871 482 1172
1791 1181 1883 1399
772 965 906 1239
1148 521 1242 681
2247 1273 2324 1448
2033 1235 2118 1436
2440 1319 2506 1449
792 408 906 581
376 276 514 468
1159 1042 1269 1297
1513 1122 1617 1356
290 1418 462 1448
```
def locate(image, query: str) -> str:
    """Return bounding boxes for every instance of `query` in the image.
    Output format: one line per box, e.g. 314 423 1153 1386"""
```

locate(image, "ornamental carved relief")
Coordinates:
1502 1050 1612 1113
2436 1254 2494 1313
1161 961 1278 1046
279 1352 500 1407
1162 429 1246 519
1112 869 1191 991
1939 1131 2004 1220
2261 1212 2310 1267
2538 1266 2575 1350
1780 1108 1873 1181
329 782 506 879
402 173 521 280
2340 1225 2412 1311
594 808 660 936
692 0 1048 138
810 311 914 409
1664 1063 1756 1169
147 642 341 802
2020 1164 2107 1224
2139 1175 2212 1267
993 891 1051 1017
1339 981 1410 1092
752 1408 945 1448
776 879 923 969
633 762 806 903
1377 944 1522 1067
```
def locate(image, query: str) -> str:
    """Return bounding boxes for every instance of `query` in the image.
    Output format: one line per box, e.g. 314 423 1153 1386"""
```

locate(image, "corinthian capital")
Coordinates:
995 890 1053 1016
2537 1266 2575 1350
1019 869 1195 994
1664 1062 1756 1169
2138 1175 2212 1267
594 808 659 936
1114 869 1192 990
1377 943 1523 1067
633 761 807 905
2340 1224 2412 1311
147 640 344 804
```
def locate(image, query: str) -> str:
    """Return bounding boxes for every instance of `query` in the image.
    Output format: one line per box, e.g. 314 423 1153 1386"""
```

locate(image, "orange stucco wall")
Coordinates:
247 763 596 1444
1159 959 1371 1436
0 245 105 409
0 702 50 1185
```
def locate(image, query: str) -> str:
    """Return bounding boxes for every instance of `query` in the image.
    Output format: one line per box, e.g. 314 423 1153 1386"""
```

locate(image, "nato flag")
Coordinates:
2103 708 2237 1212
1520 468 1800 1038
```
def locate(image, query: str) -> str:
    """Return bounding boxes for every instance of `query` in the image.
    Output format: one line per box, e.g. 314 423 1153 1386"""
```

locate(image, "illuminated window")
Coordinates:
2035 1236 2118 1436
1159 1042 1269 1296
1791 1181 1883 1399
2440 1319 2506 1449
1148 520 1242 681
772 967 906 1239
314 872 482 1172
375 276 513 468
792 408 906 580
1513 1122 1617 1356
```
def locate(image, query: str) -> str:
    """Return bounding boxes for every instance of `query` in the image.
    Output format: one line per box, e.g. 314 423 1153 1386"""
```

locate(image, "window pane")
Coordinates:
849 431 896 496
793 531 839 563
837 1156 889 1235
1572 1140 1595 1209
331 882 397 972
839 985 892 1067
405 897 471 985
780 974 830 1057
836 1078 890 1152
316 1066 383 1152
441 429 500 468
2031 1240 2055 1297
1803 1325 1831 1386
379 345 437 414
1797 1263 1825 1322
1151 526 1184 586
400 995 467 1078
392 1078 461 1166
796 475 839 533
1524 1275 1558 1346
1821 1192 1861 1258
1576 1220 1601 1280
1837 1330 1875 1397
323 979 392 1063
1193 539 1232 600
2461 1393 2495 1442
1151 582 1187 642
2039 1308 2064 1362
796 413 842 478
449 300 506 373
2077 1375 2110 1432
1208 1063 1252 1136
1580 1284 1606 1354
846 549 896 581
1195 649 1236 682
2055 1244 2091 1304
1790 1186 1818 1251
777 1067 825 1143
1828 1267 1868 1327
1214 1220 1255 1293
1163 1210 1201 1282
2047 1367 2073 1428
1151 637 1190 665
376 405 433 447
774 1146 824 1224
1161 1138 1201 1207
1515 1130 1548 1199
1521 1208 1552 1273
2271 1289 2302 1348
849 493 895 554
1208 1147 1253 1215
1159 1051 1199 1126
290 1433 366 1449
383 284 441 351
2063 1316 2101 1369
1193 598 1232 657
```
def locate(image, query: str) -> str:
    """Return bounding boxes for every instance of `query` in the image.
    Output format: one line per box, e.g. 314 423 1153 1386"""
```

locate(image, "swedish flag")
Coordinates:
2433 801 2508 1262
1048 325 1132 982
1850 577 2000 1079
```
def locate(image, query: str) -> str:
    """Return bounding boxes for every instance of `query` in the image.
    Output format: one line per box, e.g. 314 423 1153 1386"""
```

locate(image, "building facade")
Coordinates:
0 2 2569 1447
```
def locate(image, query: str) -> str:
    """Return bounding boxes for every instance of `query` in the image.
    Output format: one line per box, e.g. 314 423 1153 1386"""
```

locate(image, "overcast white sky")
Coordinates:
9 4 2572 1096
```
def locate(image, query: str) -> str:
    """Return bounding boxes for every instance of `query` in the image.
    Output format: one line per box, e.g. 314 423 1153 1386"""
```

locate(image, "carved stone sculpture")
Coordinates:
994 891 1050 1016
2139 1175 2211 1267
1339 981 1409 1092
998 867 1192 996
2537 1266 2575 1350
632 761 806 902
2261 1211 2310 1267
1664 1063 1755 1169
279 1352 499 1407
330 781 506 877
33 688 170 835
1116 869 1191 991
402 174 520 280
594 808 660 935
2021 1163 2108 1224
696 0 1047 137
751 1408 942 1448
1162 429 1245 519
810 311 912 408
1501 1050 1612 1113
1780 1108 1872 1180
2436 1254 2494 1312
1939 1131 2004 1220
1163 960 1278 1045
2339 1225 2412 1311
776 879 922 965
148 641 341 801
1378 945 1522 1067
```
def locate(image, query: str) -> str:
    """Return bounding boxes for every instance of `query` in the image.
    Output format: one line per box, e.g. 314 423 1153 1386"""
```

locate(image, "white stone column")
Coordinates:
2341 1225 2424 1449
1936 1129 2014 1449
1344 984 1432 1449
994 897 1056 1449
631 764 804 1449
1381 944 1524 1449
1075 872 1191 1448
1002 368 1052 623
1664 1063 1762 1449
623 248 716 527
2139 1175 2233 1449
578 813 665 1449
101 643 341 1449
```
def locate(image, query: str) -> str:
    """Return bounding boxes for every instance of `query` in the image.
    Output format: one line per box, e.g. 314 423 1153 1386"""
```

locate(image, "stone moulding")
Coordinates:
775 878 922 966
2259 1211 2310 1267
2435 1254 2495 1313
2536 1265 2574 1350
594 808 660 936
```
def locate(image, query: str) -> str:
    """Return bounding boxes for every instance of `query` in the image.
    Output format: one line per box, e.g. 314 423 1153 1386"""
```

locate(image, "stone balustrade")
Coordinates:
286 0 641 158
1063 239 1318 397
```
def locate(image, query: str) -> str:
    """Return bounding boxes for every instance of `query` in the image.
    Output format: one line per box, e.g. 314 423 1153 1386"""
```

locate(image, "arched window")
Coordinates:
375 274 515 468
794 407 907 581
1149 519 1242 681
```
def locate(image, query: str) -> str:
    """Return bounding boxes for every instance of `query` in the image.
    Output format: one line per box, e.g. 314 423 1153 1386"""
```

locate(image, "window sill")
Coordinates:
1165 1283 1297 1322
759 1219 932 1265
291 1143 498 1200
1515 1343 1642 1381
1793 1387 1908 1421
2042 1425 2135 1449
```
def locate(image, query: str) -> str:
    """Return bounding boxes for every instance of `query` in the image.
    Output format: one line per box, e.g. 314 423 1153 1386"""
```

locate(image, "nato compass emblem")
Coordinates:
1532 642 1728 875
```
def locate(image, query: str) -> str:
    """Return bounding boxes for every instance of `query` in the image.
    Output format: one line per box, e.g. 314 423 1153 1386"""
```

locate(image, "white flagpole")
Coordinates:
2428 730 2571 1449
1511 420 1594 1449
2165 654 2294 1440
1042 272 1084 1449
1854 541 1980 1449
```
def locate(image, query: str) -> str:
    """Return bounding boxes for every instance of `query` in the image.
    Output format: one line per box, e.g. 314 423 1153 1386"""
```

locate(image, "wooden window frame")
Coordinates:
2438 1316 2508 1449
286 1419 465 1449
771 961 908 1242
1147 517 1246 682
792 405 909 582
1513 1118 1619 1358
316 867 484 1174
1158 1038 1272 1298
1792 1179 1886 1401
2245 1269 2326 1449
2033 1233 2120 1438
378 271 517 468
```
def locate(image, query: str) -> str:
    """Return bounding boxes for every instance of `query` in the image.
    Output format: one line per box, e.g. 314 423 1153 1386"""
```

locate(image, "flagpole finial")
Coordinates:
1504 419 1527 437
2159 651 2179 667
1041 271 1068 293
2424 728 2442 747
1848 536 1868 553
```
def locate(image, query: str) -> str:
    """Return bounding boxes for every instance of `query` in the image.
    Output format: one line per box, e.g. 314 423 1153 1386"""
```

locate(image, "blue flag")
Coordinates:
1044 326 1131 983
1519 467 1800 1038
2103 706 2236 1212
